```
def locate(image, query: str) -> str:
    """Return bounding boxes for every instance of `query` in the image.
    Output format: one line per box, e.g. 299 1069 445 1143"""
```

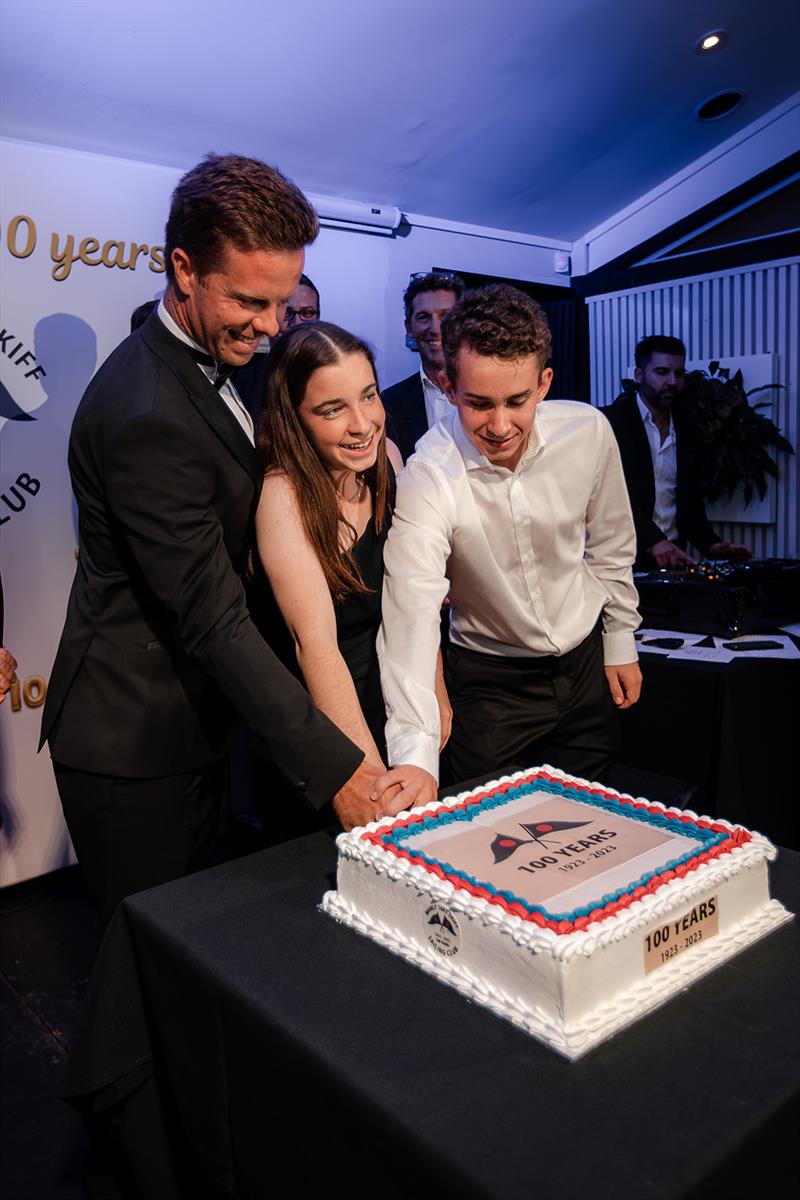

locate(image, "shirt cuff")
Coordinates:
387 731 441 780
602 629 638 665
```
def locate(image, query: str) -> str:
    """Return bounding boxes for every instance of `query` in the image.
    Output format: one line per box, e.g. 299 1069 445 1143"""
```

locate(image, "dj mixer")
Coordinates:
634 558 800 637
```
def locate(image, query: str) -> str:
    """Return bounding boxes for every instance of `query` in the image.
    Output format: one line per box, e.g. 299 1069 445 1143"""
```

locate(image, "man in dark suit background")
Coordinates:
603 335 749 570
381 271 464 462
41 155 385 926
279 272 320 333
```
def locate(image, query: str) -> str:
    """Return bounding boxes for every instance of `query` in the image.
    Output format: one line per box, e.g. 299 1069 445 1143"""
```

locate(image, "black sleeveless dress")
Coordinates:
249 478 393 762
330 516 389 759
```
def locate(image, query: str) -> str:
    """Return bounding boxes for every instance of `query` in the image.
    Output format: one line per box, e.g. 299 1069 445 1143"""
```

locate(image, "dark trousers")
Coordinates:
54 762 225 929
446 624 618 787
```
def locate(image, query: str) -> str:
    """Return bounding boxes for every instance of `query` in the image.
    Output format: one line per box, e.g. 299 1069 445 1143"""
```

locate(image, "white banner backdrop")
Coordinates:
0 139 178 886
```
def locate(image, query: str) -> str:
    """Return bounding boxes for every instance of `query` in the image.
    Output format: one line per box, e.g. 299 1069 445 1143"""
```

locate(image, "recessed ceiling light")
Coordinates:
695 91 744 122
695 29 729 54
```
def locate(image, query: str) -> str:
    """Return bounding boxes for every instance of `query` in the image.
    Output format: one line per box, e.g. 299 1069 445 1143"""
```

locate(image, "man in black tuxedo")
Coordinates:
603 335 749 570
41 155 385 925
381 271 464 462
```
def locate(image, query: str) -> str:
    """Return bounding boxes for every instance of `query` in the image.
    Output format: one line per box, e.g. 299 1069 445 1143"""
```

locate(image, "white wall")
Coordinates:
586 257 800 557
0 136 566 886
306 215 568 390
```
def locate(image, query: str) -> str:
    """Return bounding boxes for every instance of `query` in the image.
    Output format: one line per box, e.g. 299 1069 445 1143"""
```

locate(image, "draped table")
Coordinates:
617 646 798 850
63 830 799 1200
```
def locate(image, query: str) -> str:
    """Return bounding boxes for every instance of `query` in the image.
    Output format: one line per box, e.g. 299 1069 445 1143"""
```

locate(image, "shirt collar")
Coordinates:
636 393 674 435
157 299 207 356
419 363 447 399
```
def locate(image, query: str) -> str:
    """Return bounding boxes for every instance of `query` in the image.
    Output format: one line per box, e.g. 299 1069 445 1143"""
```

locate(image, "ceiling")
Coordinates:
1 0 798 241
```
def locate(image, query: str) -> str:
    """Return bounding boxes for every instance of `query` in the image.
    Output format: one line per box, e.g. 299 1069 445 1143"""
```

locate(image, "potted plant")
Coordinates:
677 363 793 506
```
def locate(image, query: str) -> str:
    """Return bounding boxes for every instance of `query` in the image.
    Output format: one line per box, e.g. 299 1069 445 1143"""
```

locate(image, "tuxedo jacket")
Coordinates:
41 312 361 806
381 372 428 463
602 393 718 570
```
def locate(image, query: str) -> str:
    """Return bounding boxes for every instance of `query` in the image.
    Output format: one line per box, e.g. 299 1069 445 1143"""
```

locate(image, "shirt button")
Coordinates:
296 780 308 791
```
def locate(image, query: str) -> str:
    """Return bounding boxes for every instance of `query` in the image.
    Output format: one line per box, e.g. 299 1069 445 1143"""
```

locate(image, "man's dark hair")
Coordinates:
403 271 465 319
441 284 552 380
634 335 686 369
296 273 320 308
164 154 319 285
130 299 157 333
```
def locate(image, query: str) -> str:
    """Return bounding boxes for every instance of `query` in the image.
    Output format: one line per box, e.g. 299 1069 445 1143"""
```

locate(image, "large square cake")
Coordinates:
322 766 791 1059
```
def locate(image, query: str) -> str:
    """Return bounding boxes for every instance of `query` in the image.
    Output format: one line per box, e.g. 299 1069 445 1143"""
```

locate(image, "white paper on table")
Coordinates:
667 645 737 664
778 622 800 638
712 634 800 660
635 629 707 655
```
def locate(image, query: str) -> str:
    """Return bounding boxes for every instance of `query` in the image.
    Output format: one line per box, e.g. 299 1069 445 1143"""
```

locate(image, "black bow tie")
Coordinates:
189 348 234 388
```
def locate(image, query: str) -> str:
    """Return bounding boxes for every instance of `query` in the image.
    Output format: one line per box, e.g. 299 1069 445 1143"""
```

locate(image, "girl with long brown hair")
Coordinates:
254 322 450 773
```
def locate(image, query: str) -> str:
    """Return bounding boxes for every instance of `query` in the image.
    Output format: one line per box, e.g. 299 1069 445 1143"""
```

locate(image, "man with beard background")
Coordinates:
603 335 749 569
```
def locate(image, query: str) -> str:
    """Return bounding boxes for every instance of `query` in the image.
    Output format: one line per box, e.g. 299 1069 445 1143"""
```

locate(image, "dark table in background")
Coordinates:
63 833 799 1200
618 646 797 849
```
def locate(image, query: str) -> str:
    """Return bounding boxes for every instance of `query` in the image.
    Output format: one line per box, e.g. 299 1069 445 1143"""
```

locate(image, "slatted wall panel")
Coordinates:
587 258 800 557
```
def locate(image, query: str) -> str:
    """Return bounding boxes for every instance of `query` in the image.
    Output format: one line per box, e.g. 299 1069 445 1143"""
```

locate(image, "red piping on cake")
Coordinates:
359 769 752 934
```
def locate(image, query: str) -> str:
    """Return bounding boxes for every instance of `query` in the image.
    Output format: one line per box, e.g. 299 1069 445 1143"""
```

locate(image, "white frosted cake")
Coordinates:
322 765 791 1059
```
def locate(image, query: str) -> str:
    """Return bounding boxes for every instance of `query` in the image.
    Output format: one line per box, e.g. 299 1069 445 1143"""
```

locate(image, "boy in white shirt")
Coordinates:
375 285 641 811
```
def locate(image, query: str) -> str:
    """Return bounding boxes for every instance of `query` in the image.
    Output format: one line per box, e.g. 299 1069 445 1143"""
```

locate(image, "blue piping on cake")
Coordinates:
381 777 726 924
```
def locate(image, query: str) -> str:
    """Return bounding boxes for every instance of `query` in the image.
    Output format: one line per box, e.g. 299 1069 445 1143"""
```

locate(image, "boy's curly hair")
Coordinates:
441 284 551 379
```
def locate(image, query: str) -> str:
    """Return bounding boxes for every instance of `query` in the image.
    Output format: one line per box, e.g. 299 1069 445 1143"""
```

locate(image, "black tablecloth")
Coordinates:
62 833 799 1200
618 650 797 849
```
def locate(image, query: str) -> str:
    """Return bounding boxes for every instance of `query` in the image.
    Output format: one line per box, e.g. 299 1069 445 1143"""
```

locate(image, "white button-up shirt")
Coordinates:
157 301 255 446
378 402 639 777
636 394 677 542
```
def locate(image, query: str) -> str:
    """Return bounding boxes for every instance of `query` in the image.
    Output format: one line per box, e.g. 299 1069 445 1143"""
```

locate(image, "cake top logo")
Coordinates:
424 902 461 957
490 819 591 864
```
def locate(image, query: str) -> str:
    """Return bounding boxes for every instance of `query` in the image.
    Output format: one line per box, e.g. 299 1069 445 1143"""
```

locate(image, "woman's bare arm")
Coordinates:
255 474 385 767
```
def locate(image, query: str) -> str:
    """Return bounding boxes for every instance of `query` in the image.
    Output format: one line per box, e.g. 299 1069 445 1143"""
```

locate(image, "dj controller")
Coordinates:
633 558 800 637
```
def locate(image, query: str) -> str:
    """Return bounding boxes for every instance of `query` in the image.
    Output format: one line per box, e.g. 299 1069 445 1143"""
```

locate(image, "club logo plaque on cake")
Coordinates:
322 766 792 1059
424 902 461 957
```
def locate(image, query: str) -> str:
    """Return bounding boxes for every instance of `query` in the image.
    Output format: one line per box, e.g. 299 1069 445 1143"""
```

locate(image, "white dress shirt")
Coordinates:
378 402 639 777
420 364 452 430
636 395 677 542
157 301 255 446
